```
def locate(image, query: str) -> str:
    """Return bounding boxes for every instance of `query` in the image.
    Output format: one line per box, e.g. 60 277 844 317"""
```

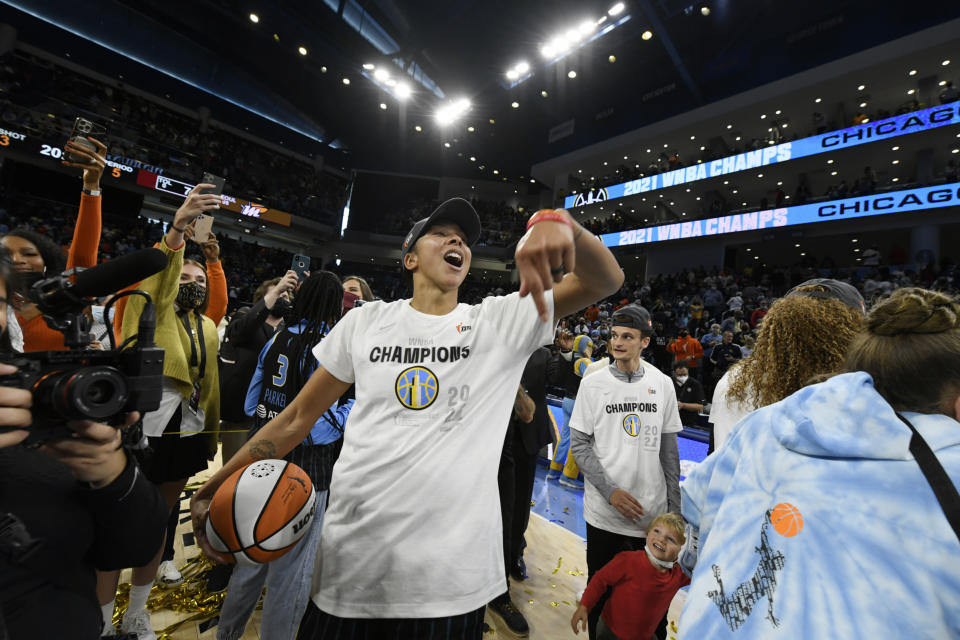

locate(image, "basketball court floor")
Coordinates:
129 417 708 639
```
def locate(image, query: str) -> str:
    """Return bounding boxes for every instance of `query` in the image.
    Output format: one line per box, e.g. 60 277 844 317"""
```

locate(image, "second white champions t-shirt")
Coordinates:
311 291 555 618
570 360 682 536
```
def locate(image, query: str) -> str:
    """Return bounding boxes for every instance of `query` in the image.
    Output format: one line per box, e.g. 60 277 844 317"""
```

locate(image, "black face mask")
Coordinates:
269 298 291 319
176 282 206 310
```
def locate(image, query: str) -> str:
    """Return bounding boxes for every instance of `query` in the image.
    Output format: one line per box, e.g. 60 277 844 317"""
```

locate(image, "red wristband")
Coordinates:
526 210 572 231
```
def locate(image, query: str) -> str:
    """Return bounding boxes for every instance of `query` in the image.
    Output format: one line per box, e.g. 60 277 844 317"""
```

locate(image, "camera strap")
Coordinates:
179 310 207 381
897 412 960 544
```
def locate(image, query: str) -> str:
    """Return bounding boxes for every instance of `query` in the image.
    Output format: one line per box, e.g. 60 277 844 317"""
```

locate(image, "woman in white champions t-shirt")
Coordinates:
191 198 624 638
709 279 865 451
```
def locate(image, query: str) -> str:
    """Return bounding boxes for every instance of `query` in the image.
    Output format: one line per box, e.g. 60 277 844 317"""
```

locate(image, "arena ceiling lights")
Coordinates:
504 3 633 89
360 62 413 101
435 98 471 126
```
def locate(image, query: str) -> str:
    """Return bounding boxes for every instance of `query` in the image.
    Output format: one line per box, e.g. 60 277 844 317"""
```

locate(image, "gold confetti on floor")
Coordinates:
552 556 563 574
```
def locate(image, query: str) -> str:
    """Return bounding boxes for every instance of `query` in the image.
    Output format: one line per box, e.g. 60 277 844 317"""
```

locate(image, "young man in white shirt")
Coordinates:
570 304 682 640
190 199 624 639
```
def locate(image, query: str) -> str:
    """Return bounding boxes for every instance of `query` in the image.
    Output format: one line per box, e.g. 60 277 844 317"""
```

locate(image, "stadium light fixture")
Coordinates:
379 103 387 110
642 30 653 40
249 13 260 23
943 59 951 66
298 46 308 55
414 125 422 132
363 63 375 70
511 101 520 108
568 70 577 78
909 69 917 75
609 3 625 16
395 82 412 99
435 98 471 125
700 5 710 15
342 77 350 85
374 68 390 81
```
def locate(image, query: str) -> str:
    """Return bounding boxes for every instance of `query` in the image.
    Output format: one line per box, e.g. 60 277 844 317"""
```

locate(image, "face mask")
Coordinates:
675 375 689 384
269 298 291 319
645 544 676 570
91 305 114 325
176 281 206 310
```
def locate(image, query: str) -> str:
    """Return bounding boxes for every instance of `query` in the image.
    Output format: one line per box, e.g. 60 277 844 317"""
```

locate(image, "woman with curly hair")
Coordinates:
709 278 865 451
679 287 960 638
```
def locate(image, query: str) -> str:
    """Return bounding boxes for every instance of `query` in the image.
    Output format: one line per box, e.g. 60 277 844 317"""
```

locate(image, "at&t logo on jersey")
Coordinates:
622 414 641 437
395 366 439 410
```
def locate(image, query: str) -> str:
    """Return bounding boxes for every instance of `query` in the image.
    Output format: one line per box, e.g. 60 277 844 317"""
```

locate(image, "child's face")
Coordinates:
647 523 683 563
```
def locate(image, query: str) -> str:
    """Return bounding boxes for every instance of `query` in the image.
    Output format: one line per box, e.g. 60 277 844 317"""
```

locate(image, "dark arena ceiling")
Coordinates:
4 0 960 184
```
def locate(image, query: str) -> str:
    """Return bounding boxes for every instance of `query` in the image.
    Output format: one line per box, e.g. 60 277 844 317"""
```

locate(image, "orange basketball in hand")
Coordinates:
206 459 316 565
770 503 803 537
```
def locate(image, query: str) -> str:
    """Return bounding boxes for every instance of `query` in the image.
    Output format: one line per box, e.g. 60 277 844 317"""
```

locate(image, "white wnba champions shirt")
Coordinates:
311 291 555 617
570 360 682 536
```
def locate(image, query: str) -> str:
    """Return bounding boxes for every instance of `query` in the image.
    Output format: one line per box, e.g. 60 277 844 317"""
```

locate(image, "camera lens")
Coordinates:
38 366 129 420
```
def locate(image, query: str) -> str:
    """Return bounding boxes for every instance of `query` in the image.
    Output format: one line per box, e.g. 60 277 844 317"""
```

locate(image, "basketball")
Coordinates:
770 503 803 538
205 459 317 565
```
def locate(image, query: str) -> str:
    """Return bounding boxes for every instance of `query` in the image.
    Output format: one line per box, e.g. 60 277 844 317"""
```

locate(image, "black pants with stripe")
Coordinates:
296 601 486 640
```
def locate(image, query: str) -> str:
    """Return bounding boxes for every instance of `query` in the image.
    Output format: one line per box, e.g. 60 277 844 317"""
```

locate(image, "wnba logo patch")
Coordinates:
395 366 439 410
622 414 641 437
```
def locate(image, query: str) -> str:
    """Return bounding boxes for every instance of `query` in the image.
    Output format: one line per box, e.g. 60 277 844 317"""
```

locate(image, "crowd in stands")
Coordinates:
573 81 960 195
577 145 960 238
0 51 348 223
552 258 959 404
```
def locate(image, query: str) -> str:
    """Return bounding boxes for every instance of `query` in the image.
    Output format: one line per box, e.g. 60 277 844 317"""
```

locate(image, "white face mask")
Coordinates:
675 375 689 384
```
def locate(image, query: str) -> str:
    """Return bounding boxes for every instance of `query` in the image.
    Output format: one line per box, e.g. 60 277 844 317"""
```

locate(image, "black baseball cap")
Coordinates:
611 304 654 333
400 198 482 269
786 278 865 313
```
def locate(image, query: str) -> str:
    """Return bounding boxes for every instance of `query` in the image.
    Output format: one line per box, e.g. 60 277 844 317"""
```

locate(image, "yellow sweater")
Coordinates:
122 239 221 454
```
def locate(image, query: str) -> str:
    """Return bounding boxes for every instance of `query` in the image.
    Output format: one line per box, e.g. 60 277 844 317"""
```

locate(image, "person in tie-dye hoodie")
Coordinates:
679 287 960 639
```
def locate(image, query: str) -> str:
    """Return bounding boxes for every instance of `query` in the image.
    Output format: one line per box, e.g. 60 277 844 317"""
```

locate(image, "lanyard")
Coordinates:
897 412 960 544
179 311 207 381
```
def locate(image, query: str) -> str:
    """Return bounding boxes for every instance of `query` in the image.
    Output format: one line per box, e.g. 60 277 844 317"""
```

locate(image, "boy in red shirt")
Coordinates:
571 513 690 640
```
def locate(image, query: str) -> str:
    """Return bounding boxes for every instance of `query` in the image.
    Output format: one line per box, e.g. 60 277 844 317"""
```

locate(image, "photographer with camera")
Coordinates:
97 184 223 640
0 248 167 639
1 136 108 352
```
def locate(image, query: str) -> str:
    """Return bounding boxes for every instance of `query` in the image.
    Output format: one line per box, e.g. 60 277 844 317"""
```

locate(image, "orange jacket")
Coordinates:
667 336 703 367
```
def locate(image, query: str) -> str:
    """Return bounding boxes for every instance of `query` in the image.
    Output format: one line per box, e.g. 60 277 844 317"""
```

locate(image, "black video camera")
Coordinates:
0 249 167 445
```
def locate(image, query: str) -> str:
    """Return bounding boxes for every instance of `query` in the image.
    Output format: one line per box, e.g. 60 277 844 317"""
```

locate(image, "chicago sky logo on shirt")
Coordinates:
395 366 439 410
622 414 641 437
